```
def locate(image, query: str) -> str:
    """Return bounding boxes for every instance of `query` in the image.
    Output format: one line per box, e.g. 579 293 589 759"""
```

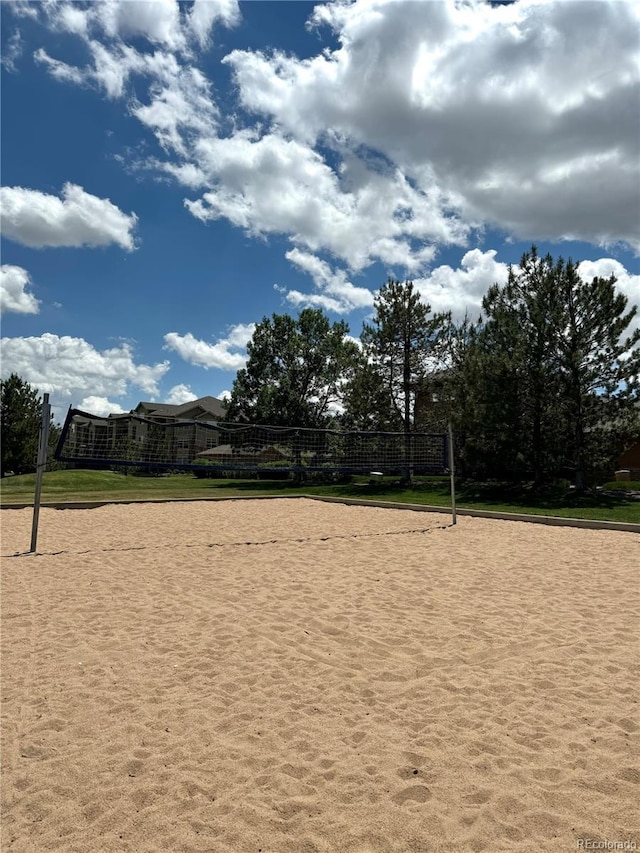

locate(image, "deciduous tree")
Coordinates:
226 309 360 428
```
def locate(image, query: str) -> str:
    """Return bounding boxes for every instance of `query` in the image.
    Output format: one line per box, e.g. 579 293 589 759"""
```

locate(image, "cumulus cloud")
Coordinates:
30 2 231 159
78 396 126 416
223 323 256 349
184 133 462 271
577 258 640 335
188 0 241 48
31 8 223 166
413 249 509 320
131 66 218 156
0 334 170 405
165 383 197 405
163 323 255 370
19 0 639 289
0 266 40 315
95 0 186 52
280 248 374 313
23 0 469 273
31 0 241 55
0 184 138 250
30 0 240 105
7 2 39 21
225 0 640 251
37 42 218 151
410 250 640 334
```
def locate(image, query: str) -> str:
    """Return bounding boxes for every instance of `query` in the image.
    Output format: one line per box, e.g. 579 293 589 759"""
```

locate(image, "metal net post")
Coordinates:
30 392 51 553
447 421 457 525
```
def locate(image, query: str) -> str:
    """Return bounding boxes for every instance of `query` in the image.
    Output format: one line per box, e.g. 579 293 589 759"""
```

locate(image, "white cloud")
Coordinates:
163 323 255 370
35 41 132 99
223 322 256 349
577 258 640 336
1 29 24 72
22 0 466 274
189 0 240 48
21 0 639 278
0 335 170 406
97 0 186 52
413 249 509 321
276 286 344 315
281 248 374 313
36 0 240 56
0 184 138 251
56 4 89 36
165 383 196 405
0 266 40 315
411 250 640 332
225 0 640 252
78 396 126 416
184 132 463 271
33 47 88 86
34 24 220 156
32 0 240 97
157 160 208 189
29 1 466 273
7 2 39 21
131 66 218 156
35 39 190 104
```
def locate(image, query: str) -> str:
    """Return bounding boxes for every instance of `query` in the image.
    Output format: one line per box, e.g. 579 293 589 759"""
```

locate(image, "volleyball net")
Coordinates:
54 408 448 476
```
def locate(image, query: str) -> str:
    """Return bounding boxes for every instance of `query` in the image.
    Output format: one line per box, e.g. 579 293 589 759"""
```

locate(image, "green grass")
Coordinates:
602 480 640 492
2 469 639 524
0 470 236 503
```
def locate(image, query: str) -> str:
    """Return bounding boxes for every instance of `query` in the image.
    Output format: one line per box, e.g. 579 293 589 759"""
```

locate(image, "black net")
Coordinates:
55 408 447 474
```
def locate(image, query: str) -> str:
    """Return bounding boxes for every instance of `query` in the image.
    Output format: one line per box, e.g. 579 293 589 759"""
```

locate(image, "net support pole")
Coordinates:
447 420 456 526
30 392 51 554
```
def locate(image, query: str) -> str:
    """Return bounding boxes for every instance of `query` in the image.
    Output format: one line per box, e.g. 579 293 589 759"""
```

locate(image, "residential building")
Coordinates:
62 396 227 466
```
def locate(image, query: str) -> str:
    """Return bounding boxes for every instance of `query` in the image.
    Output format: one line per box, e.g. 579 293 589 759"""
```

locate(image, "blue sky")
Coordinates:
1 0 639 419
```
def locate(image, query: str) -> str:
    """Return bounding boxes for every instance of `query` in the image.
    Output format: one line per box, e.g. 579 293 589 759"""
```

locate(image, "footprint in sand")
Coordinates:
463 788 492 805
392 785 431 804
617 767 640 784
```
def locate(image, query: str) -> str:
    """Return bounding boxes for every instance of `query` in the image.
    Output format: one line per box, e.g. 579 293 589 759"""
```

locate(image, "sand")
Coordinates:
1 498 638 853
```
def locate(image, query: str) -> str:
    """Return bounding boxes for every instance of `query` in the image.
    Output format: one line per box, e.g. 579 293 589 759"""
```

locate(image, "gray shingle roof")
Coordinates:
134 396 226 419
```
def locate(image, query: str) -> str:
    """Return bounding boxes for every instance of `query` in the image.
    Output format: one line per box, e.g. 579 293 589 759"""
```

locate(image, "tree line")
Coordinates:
2 247 638 488
226 247 639 489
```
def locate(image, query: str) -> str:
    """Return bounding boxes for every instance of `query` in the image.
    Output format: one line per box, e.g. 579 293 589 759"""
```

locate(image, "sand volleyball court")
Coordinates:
1 498 638 853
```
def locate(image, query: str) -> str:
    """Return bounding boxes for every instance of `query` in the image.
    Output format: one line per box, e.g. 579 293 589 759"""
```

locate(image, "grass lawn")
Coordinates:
1 469 639 524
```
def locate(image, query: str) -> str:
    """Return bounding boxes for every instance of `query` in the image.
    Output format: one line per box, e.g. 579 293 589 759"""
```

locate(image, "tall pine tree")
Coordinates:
351 279 449 481
553 260 639 489
480 249 563 483
1 374 58 477
453 248 639 487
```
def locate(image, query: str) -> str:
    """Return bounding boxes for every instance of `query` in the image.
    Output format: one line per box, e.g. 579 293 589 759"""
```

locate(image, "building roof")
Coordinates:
134 402 179 415
133 396 226 419
172 396 227 418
